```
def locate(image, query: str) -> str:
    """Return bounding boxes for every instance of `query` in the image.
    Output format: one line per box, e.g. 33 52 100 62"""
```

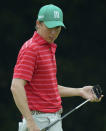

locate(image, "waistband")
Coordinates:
31 108 63 115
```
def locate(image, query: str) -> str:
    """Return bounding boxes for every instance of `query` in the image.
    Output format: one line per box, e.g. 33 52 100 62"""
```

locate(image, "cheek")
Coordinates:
42 30 50 40
43 27 49 34
56 31 61 37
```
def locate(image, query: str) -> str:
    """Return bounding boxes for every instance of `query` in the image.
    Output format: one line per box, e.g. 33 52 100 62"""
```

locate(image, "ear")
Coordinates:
36 20 40 29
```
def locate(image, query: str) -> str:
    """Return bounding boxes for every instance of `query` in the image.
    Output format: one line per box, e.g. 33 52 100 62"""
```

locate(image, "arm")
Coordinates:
58 85 82 97
11 78 40 131
58 85 103 102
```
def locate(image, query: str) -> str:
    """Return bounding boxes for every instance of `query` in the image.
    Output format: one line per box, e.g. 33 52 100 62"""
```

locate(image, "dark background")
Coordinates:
0 0 105 131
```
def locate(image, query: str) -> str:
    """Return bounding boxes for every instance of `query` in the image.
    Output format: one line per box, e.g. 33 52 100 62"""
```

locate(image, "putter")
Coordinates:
40 85 102 131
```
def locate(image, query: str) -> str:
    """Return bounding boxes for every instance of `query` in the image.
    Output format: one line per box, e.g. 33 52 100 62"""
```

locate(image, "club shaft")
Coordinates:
61 99 90 120
40 99 90 131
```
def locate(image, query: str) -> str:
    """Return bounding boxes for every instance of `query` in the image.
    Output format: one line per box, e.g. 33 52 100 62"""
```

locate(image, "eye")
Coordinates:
56 26 61 29
56 26 61 31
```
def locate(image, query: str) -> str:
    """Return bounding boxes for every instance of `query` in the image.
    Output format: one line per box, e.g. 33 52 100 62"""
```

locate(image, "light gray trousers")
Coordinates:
18 112 63 131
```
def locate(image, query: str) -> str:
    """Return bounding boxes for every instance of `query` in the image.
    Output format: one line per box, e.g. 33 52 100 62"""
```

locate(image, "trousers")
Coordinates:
18 111 63 131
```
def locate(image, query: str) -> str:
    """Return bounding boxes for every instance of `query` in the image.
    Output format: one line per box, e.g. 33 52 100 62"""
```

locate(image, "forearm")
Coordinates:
58 85 82 97
11 80 33 121
11 79 40 130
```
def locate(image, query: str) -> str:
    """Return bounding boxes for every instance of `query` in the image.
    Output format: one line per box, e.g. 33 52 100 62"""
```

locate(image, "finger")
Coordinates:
91 88 98 99
98 95 104 101
93 95 104 102
92 85 103 99
90 92 101 102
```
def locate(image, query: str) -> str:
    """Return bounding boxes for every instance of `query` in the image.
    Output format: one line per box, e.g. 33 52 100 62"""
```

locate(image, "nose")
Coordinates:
51 29 56 35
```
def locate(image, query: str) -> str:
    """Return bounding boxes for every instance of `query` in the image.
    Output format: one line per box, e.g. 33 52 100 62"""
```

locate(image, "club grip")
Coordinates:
93 85 102 99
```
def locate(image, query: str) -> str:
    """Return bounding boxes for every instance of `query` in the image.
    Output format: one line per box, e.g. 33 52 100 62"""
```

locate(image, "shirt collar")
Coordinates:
32 31 57 54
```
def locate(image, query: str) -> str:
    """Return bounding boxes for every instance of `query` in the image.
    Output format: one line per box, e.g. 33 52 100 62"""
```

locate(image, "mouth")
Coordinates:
48 36 54 42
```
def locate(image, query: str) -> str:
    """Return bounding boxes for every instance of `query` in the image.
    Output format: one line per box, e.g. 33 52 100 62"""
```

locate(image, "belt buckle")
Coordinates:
36 111 42 115
31 110 42 115
31 111 35 115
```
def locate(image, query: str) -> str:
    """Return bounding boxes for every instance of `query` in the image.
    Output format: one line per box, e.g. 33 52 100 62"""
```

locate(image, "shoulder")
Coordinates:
22 38 39 50
19 38 41 56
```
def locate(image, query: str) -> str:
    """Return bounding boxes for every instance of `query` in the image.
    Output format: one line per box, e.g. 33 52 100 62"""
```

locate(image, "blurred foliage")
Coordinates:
0 0 105 131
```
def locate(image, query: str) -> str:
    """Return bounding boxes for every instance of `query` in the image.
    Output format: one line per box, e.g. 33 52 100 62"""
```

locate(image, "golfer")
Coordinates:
11 4 102 131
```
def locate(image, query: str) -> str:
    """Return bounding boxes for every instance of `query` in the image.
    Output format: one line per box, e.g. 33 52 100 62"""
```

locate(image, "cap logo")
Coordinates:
54 11 60 18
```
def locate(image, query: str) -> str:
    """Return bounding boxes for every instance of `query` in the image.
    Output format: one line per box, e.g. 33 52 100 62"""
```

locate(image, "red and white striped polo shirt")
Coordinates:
13 31 62 113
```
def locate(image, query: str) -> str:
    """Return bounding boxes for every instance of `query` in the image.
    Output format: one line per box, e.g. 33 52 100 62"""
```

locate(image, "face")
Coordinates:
36 21 61 43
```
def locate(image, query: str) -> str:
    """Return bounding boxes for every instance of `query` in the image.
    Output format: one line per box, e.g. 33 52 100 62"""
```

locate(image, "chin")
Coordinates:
48 40 54 43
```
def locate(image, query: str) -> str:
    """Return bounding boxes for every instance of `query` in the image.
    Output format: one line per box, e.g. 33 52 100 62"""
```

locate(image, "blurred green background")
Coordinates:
0 0 105 131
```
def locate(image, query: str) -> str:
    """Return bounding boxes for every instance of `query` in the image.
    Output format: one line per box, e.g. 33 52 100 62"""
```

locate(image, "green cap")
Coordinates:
37 4 65 28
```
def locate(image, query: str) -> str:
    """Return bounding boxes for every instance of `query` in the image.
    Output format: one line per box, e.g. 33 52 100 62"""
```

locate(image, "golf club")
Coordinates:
40 85 102 131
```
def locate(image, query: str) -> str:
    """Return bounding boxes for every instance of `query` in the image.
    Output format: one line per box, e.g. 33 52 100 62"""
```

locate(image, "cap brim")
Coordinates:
44 21 65 28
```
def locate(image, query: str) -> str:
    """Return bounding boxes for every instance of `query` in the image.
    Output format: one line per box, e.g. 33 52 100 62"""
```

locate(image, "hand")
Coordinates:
80 86 103 102
27 119 40 131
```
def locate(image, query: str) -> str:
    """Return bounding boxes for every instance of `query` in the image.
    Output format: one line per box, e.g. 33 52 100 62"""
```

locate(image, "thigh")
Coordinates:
33 113 63 131
18 113 63 131
33 113 50 130
49 121 63 131
18 116 49 131
47 114 63 131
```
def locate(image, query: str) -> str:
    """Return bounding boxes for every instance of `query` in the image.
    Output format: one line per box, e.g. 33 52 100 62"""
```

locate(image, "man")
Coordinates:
11 4 103 131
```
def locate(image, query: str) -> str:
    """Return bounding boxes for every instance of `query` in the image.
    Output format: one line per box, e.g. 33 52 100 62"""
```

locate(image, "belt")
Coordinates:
31 108 63 115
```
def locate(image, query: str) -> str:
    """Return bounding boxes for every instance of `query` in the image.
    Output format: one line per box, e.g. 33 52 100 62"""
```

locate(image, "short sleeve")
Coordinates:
13 47 37 82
